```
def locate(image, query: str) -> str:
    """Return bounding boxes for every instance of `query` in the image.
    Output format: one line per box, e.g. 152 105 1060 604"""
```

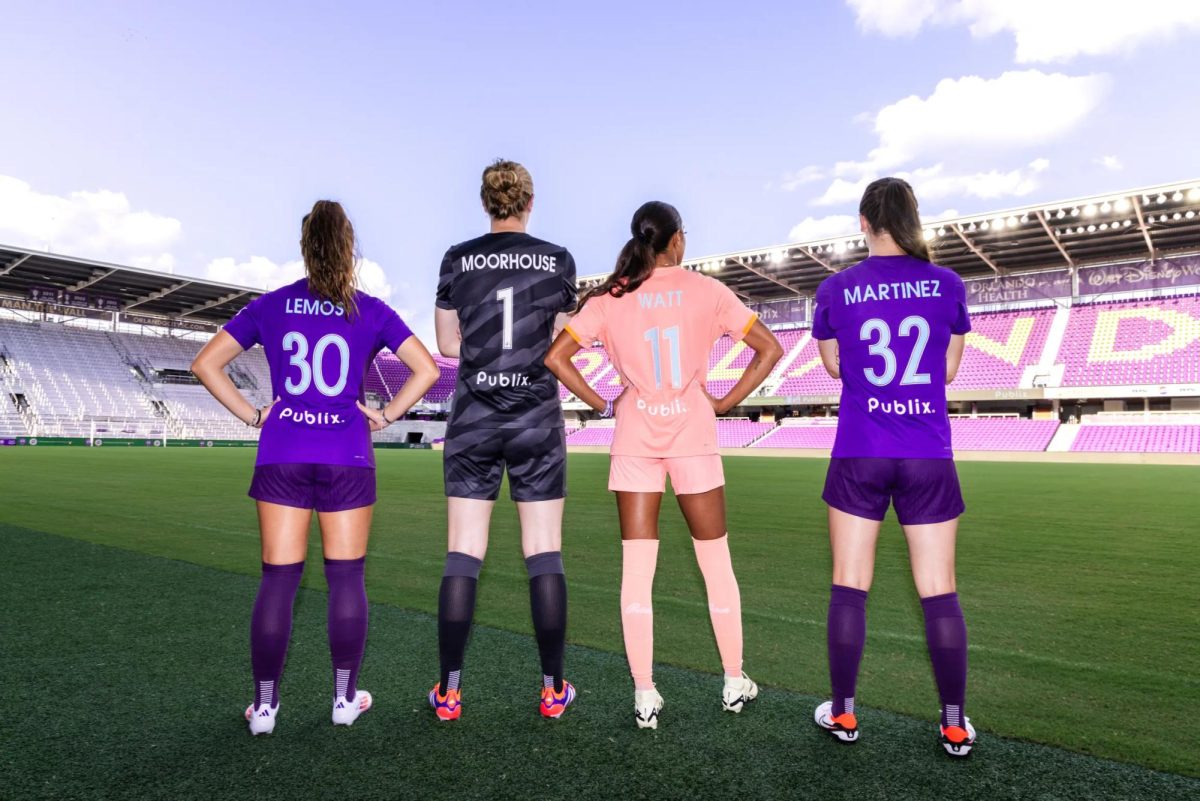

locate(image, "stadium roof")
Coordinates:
0 245 261 325
581 179 1200 301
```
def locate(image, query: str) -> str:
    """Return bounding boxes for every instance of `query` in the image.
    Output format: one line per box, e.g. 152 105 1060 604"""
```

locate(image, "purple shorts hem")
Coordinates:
248 463 376 513
822 457 964 527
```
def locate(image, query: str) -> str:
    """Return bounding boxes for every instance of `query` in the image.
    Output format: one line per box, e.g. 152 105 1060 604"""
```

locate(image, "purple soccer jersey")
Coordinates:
224 278 413 467
812 255 971 459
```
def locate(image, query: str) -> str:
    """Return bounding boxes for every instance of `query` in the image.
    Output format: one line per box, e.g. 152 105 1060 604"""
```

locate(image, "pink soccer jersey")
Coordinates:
566 266 757 458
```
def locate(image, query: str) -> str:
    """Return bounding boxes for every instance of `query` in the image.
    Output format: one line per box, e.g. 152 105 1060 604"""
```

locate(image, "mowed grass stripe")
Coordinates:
0 448 1196 775
3 525 1197 801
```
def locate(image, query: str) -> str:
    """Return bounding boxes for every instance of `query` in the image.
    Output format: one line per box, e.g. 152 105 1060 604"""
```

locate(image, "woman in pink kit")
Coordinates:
546 201 782 729
810 177 976 757
192 200 439 735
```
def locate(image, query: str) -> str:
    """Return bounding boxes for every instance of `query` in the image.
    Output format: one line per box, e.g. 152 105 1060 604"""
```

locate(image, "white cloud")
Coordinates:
203 255 394 302
1096 155 1123 171
779 165 826 191
0 175 181 271
788 215 860 241
814 159 1050 206
840 70 1106 177
846 0 1200 63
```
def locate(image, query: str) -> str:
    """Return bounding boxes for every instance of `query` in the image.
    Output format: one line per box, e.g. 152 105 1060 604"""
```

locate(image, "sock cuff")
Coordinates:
525 550 564 578
691 534 730 552
444 551 483 579
830 584 869 607
323 556 366 574
262 560 305 575
622 539 660 554
920 591 962 618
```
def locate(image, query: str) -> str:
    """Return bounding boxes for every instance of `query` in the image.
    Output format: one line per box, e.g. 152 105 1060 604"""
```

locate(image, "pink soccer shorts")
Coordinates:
608 454 725 495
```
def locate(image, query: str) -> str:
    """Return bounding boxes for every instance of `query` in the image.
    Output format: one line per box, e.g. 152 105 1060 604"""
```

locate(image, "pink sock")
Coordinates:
620 539 659 691
692 535 743 678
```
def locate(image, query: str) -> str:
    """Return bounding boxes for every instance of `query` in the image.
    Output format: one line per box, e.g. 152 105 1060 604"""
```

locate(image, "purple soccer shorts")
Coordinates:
822 457 964 526
249 463 376 512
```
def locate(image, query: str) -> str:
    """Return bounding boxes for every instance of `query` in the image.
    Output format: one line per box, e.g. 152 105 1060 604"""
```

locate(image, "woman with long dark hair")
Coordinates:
192 200 439 735
545 201 782 729
809 177 976 756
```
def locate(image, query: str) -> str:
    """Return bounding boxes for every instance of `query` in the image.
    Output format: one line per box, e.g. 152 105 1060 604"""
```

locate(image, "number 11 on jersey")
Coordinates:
644 325 682 389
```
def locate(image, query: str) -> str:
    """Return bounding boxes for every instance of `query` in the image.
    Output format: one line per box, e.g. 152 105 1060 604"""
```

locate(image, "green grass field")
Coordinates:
1 448 1197 800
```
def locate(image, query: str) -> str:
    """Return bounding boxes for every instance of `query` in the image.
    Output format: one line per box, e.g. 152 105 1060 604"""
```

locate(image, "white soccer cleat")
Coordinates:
332 689 373 726
721 672 759 713
940 716 976 757
814 700 860 743
634 688 664 730
245 703 278 736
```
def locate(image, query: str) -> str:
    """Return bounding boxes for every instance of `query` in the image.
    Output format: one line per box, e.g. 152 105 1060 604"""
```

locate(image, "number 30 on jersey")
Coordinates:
282 331 350 396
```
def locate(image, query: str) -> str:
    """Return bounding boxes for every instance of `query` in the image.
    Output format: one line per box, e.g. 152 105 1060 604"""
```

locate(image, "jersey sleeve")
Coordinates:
559 251 579 313
223 295 263 349
811 278 836 340
565 293 606 346
714 281 757 342
950 275 971 335
374 299 415 352
435 250 456 311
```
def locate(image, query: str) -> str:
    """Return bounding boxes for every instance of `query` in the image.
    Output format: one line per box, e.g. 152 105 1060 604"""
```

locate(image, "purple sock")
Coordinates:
921 592 968 729
325 556 368 702
250 561 304 710
827 584 868 717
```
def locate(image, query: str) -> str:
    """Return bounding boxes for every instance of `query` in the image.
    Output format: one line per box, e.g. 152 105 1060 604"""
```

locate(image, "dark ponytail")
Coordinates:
578 201 682 310
301 200 359 320
859 177 932 263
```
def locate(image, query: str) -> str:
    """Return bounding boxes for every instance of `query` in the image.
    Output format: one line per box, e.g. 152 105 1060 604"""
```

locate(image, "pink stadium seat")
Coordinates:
1059 296 1200 387
949 418 1059 451
1070 424 1200 453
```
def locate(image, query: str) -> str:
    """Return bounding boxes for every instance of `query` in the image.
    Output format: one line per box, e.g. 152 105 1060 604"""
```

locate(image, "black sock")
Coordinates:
438 551 482 691
526 551 567 692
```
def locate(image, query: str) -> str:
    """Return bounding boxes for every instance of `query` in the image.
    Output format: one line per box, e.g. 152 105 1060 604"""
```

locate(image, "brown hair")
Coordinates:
578 201 682 310
480 159 533 220
859 177 932 262
300 200 358 319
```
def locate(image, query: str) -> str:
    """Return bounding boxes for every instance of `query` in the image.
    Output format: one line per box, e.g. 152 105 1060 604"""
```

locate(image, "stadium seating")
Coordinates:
565 423 614 447
955 308 1055 389
771 336 841 397
715 418 776 448
949 417 1059 451
751 420 839 449
367 353 457 403
1070 423 1200 453
1059 295 1200 387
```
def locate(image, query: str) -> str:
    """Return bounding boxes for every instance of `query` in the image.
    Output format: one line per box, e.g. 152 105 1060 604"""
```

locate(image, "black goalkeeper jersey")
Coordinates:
436 231 577 430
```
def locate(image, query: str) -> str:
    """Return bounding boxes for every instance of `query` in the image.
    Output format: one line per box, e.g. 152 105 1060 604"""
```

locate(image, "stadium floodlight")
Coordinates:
1099 223 1109 230
936 227 946 237
966 222 977 232
1007 216 1019 227
833 241 847 254
990 218 1005 230
1071 207 1081 216
1087 224 1097 233
1160 214 1169 222
1173 212 1183 220
1172 191 1184 202
922 229 934 241
1099 202 1112 214
1054 209 1065 220
979 221 990 231
1123 219 1132 227
1187 211 1196 219
1083 204 1097 217
1188 187 1200 202
1019 214 1029 224
1115 197 1131 213
771 250 785 264
1157 194 1168 204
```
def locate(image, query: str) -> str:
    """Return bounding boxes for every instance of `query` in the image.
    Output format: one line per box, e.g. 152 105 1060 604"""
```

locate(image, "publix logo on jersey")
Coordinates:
276 405 353 429
475 370 531 388
635 397 687 417
867 397 935 416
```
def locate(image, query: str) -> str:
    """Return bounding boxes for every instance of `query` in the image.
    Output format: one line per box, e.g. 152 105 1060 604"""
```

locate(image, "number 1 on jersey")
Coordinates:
496 287 514 350
644 325 682 389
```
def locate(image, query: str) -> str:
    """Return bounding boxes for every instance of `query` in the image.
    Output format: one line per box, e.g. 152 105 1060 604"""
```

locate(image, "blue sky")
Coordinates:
2 0 1199 338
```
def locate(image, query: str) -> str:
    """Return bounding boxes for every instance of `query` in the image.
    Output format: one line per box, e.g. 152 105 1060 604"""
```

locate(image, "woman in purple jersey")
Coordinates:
810 178 976 756
192 200 439 735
